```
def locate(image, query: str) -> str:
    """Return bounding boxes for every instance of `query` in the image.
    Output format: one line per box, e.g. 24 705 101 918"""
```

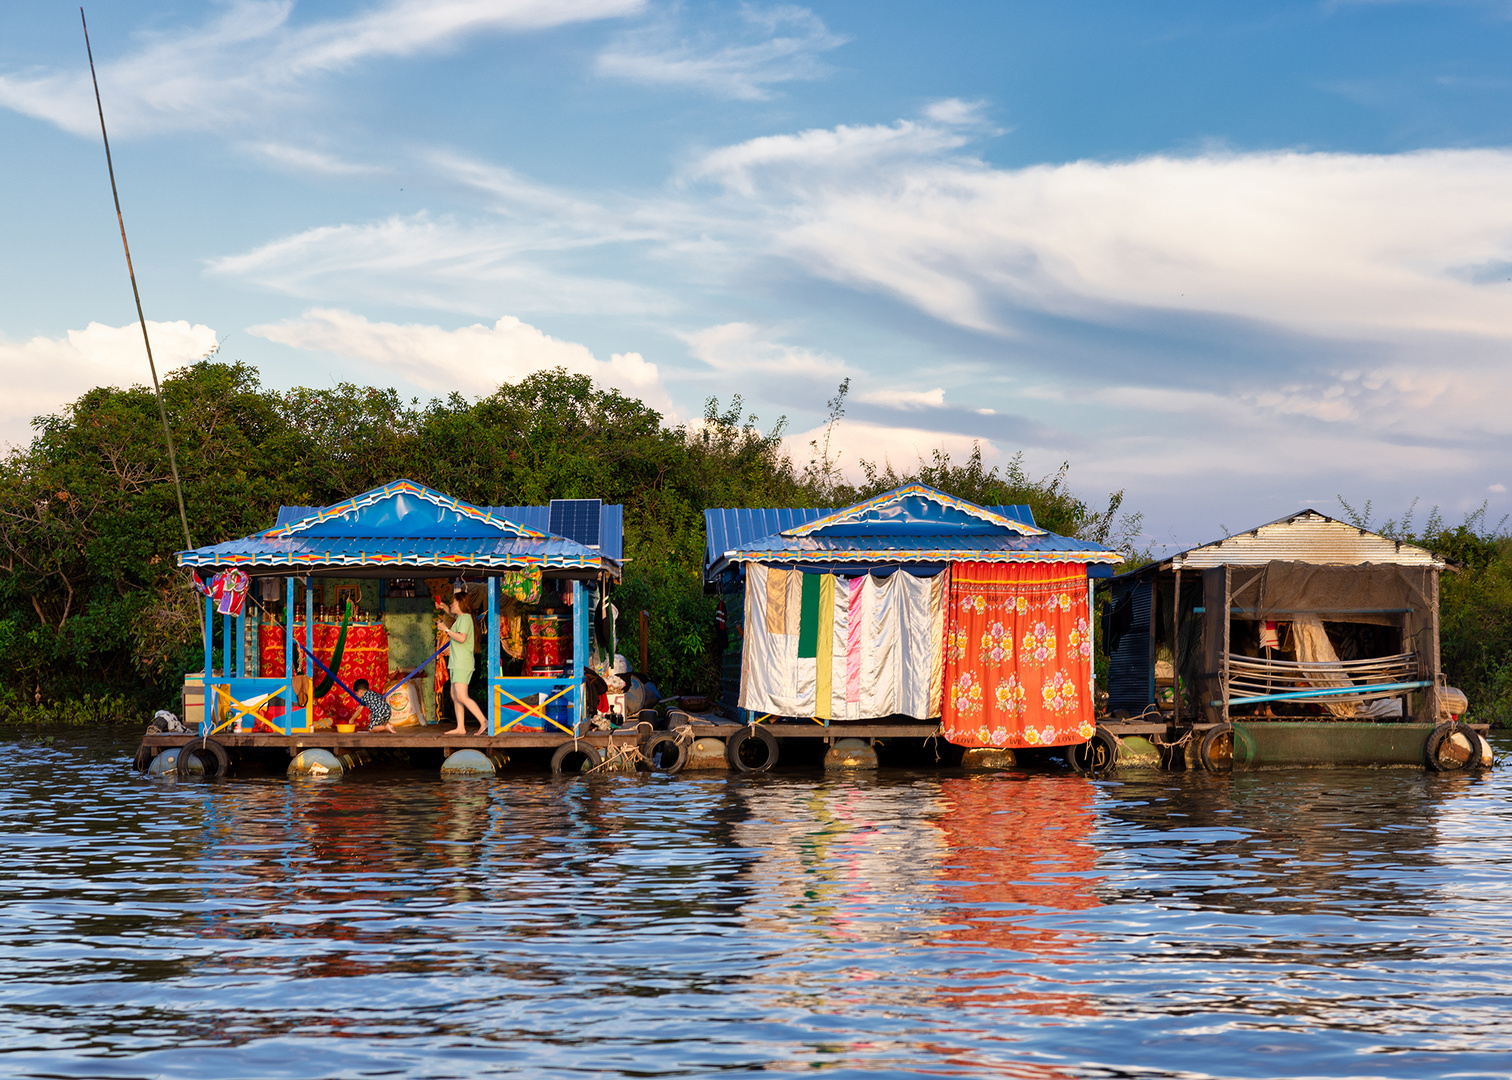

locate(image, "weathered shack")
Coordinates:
1100 510 1483 771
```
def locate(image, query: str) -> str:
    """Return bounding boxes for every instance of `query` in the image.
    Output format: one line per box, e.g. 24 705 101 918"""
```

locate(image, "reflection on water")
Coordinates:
1 732 1510 1079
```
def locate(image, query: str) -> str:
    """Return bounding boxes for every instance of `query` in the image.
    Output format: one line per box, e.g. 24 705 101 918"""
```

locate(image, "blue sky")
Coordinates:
2 1 1510 549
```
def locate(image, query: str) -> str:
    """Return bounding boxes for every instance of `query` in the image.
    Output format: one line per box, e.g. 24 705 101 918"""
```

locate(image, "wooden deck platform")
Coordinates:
139 719 949 754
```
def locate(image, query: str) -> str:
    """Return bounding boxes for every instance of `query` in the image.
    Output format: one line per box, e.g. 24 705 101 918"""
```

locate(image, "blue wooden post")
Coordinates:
284 575 296 735
305 575 315 731
202 593 213 735
572 579 588 734
487 576 499 736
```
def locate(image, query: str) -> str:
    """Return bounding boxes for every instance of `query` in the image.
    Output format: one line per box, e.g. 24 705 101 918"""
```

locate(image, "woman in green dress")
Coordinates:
437 589 488 735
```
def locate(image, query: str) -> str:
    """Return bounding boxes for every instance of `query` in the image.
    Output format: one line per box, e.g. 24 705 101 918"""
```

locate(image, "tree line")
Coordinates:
0 361 1137 723
3 360 1506 725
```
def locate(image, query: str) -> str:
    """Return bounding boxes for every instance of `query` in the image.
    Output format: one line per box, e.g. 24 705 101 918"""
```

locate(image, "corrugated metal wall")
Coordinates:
1107 579 1154 713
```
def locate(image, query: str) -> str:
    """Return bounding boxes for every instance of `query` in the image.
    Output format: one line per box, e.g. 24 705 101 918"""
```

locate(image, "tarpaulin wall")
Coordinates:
940 562 1095 749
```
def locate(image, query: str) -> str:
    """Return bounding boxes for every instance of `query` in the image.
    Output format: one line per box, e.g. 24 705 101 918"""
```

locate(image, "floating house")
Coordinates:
142 480 634 776
704 484 1121 766
1101 509 1486 771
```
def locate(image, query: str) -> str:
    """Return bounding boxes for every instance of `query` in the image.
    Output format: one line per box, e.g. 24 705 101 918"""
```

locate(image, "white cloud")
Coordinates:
681 322 850 376
596 4 845 100
249 307 669 408
687 116 1512 342
785 418 1001 482
1491 483 1508 494
1 0 643 138
689 110 974 197
209 212 669 316
857 387 946 409
0 321 220 450
1242 346 1512 438
244 142 388 177
197 104 1512 518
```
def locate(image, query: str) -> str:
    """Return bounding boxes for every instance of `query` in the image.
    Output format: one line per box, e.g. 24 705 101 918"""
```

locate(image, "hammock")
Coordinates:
312 599 353 700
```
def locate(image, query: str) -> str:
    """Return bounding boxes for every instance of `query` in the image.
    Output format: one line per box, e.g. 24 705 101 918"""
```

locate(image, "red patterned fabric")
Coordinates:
941 562 1095 749
259 623 391 728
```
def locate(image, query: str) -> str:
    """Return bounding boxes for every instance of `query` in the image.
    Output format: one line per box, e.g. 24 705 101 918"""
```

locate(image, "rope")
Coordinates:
585 739 647 774
1149 727 1194 750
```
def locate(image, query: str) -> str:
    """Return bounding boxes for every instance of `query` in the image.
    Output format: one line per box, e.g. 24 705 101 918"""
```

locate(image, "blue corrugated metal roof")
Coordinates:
704 507 836 569
703 490 1114 580
986 505 1037 527
725 533 1116 562
704 504 1037 566
180 480 617 573
273 502 622 559
275 506 319 526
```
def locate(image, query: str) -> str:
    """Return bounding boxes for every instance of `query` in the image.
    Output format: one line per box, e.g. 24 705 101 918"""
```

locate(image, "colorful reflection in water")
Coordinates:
0 731 1509 1079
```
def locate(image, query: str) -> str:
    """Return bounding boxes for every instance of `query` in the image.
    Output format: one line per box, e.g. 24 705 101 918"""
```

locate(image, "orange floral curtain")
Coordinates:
941 562 1094 749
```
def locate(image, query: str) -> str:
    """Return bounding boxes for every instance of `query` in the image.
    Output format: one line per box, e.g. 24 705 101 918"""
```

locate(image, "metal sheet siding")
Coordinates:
274 506 320 527
600 504 624 561
1107 580 1154 713
986 505 1037 528
1173 513 1442 569
703 508 834 568
719 583 745 710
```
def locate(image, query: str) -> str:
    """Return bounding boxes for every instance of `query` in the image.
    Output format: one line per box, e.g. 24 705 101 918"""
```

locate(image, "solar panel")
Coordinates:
549 499 602 549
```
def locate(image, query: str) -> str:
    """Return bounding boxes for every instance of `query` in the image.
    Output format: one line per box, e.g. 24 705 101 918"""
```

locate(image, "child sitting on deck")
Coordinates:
353 678 395 733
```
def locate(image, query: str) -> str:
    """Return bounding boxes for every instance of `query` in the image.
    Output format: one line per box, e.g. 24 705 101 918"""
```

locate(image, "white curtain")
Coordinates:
739 563 946 720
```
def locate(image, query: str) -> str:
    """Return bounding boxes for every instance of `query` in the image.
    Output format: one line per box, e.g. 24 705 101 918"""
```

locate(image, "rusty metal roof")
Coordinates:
1164 510 1444 571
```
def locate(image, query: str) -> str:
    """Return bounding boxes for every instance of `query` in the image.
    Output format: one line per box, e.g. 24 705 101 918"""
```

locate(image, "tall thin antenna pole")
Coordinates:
81 7 195 553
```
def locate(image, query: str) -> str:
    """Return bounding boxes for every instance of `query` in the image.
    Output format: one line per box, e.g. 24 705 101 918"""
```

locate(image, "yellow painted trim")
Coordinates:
495 682 575 732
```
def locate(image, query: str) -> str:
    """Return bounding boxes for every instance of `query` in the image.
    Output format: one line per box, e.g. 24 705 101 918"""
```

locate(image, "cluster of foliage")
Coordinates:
1337 497 1512 727
0 363 1135 723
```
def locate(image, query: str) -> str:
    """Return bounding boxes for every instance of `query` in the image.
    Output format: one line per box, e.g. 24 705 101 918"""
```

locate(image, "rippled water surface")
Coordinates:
3 730 1511 1079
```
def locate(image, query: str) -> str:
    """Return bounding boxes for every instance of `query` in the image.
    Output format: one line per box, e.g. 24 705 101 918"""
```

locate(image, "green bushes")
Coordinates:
0 688 152 727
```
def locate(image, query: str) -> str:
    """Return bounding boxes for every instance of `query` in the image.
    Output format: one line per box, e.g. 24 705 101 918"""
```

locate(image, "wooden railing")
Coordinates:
1225 652 1424 706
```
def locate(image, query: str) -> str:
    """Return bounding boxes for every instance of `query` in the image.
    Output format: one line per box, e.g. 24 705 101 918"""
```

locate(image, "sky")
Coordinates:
2 0 1510 552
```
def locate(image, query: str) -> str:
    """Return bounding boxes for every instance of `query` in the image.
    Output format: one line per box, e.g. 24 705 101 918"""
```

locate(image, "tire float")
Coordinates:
176 737 229 779
1067 726 1119 774
1425 722 1481 772
640 732 688 774
1199 723 1235 774
725 724 779 773
550 742 602 775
